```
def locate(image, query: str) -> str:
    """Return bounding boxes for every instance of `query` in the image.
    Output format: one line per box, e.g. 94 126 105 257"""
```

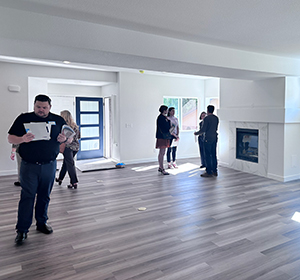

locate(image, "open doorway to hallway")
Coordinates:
28 77 115 167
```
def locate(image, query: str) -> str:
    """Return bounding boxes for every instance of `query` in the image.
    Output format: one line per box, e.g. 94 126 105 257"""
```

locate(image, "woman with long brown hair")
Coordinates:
56 110 81 189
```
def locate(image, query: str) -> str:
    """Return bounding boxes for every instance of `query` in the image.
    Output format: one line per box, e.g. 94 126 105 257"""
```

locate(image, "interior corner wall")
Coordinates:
117 72 207 164
218 120 230 167
102 83 120 161
267 123 285 181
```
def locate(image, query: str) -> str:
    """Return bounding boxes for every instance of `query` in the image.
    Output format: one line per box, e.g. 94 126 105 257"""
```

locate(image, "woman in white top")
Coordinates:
167 107 179 168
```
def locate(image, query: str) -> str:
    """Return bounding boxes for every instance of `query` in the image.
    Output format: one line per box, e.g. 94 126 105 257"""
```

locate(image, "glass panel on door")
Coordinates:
76 97 103 160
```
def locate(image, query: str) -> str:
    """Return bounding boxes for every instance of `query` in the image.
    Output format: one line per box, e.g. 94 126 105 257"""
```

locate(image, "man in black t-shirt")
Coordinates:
8 94 71 245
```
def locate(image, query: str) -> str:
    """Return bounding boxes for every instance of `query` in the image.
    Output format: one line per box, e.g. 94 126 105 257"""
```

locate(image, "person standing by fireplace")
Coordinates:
197 111 207 169
194 105 219 177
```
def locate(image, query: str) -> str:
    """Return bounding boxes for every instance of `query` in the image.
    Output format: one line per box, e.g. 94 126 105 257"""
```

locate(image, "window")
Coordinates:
205 97 219 111
163 97 198 131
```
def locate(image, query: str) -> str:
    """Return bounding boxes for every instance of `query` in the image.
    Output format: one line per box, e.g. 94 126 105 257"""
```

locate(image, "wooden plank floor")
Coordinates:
1 158 300 280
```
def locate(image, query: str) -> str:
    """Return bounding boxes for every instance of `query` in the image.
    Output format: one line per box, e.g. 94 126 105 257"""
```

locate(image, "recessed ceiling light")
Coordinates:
63 61 71 64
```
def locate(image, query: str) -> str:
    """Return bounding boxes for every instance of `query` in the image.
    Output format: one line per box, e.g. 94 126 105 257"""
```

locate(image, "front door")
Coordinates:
76 97 103 160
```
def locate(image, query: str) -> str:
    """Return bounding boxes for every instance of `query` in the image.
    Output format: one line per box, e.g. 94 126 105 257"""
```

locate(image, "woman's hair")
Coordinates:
60 110 78 129
159 105 168 113
167 107 175 116
200 111 206 120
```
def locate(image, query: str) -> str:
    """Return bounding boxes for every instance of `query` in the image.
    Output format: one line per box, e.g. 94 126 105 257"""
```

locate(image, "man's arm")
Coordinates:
194 120 207 136
8 133 35 144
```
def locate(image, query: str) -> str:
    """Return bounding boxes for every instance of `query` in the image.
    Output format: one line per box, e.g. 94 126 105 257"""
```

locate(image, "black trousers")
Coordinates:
58 147 78 185
204 140 218 175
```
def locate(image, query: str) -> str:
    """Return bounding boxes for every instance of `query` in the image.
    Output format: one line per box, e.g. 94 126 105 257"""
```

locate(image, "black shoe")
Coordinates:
158 168 169 175
213 172 218 177
200 165 206 169
200 172 213 177
14 181 21 186
36 223 53 234
15 232 27 245
68 183 78 189
55 178 62 185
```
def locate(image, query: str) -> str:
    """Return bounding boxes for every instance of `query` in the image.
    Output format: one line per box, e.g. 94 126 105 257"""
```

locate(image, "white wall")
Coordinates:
3 61 221 175
217 77 300 182
2 62 116 176
281 77 300 181
118 72 209 163
102 84 119 160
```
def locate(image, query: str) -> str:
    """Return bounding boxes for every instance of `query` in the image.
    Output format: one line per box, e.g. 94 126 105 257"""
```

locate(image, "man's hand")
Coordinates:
22 133 35 143
66 136 73 144
10 153 15 160
57 133 67 143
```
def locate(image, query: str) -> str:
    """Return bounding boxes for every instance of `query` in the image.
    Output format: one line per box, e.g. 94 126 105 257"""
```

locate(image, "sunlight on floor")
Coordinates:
292 211 300 223
75 158 116 172
131 165 159 172
131 162 199 175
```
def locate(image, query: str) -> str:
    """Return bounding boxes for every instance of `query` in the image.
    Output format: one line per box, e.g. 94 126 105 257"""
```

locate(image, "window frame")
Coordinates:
163 96 199 132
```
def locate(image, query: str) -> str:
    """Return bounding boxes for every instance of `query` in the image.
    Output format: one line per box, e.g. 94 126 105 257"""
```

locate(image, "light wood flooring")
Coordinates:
1 158 300 280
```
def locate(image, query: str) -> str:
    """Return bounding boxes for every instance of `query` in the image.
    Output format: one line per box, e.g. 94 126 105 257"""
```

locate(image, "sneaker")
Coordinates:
200 172 213 177
172 162 178 168
167 163 173 169
213 172 218 177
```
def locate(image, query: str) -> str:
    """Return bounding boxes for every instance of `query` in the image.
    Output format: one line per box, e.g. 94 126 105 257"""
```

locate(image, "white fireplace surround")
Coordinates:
229 122 268 177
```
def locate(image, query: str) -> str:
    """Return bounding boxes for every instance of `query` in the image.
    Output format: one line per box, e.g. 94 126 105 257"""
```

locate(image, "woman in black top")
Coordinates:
155 105 171 175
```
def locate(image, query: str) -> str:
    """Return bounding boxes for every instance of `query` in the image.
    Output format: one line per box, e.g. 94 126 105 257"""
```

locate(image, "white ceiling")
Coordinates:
2 0 300 58
1 0 300 80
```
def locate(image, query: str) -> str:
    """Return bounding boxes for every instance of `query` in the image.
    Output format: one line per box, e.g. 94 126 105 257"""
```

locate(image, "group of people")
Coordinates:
155 106 180 175
155 104 219 177
8 94 218 246
8 94 80 245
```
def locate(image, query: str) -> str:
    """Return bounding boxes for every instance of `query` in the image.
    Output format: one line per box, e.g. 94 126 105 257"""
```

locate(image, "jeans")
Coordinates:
204 139 218 175
198 136 206 167
16 160 56 233
58 147 78 184
167 146 177 163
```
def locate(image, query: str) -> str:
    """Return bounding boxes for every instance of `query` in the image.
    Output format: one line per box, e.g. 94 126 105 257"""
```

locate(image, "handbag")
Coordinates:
59 143 66 153
162 131 172 140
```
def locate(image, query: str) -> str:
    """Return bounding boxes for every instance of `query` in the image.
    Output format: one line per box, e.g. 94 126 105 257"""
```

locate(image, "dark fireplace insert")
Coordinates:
236 128 258 163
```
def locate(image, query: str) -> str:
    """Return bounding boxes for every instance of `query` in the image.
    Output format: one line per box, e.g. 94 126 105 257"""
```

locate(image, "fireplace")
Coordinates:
236 128 259 163
228 122 267 178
